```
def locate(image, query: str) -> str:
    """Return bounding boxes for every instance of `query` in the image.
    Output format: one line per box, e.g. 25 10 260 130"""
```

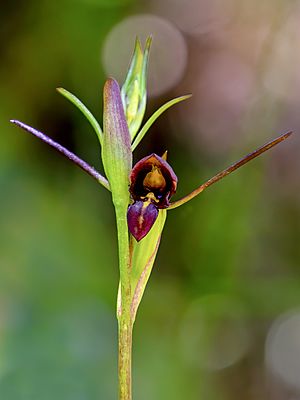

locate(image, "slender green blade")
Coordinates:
131 94 192 151
57 87 103 145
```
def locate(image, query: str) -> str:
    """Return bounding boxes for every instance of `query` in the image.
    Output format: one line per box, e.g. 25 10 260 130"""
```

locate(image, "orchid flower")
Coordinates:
10 37 292 400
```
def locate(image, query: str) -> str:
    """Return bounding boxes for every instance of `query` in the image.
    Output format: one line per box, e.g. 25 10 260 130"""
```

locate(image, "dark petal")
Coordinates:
129 153 178 206
127 201 159 241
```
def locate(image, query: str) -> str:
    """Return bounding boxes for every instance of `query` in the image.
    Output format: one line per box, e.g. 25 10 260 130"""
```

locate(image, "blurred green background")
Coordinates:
1 0 300 399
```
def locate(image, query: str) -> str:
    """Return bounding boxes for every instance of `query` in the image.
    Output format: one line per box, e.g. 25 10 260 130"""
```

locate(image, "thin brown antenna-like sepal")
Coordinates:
168 131 293 210
10 119 110 190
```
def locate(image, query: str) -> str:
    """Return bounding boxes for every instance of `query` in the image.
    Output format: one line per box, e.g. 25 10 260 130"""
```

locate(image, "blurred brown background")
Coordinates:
0 0 299 399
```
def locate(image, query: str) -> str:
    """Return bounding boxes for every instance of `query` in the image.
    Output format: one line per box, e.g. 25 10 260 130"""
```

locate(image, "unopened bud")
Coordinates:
121 37 152 140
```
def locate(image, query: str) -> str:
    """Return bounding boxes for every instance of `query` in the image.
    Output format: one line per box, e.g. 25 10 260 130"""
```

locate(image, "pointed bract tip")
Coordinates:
145 35 153 49
162 150 168 160
134 36 143 50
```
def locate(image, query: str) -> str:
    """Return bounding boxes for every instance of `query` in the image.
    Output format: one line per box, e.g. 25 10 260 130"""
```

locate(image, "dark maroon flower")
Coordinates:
129 153 177 207
127 153 177 241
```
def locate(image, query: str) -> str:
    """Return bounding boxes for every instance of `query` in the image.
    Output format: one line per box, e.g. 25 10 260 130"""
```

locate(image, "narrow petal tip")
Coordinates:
282 131 293 139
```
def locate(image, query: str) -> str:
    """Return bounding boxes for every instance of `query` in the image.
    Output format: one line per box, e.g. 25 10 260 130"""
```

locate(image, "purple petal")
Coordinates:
127 201 159 241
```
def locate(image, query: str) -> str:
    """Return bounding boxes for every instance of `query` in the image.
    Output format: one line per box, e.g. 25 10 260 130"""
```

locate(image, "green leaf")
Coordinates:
57 87 103 146
130 209 167 323
131 94 192 151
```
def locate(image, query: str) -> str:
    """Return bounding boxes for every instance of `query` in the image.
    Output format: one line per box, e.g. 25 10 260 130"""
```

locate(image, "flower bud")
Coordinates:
121 37 152 140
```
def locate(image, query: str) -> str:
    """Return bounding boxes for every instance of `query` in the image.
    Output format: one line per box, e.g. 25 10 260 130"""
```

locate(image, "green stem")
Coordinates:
115 205 133 400
118 317 133 400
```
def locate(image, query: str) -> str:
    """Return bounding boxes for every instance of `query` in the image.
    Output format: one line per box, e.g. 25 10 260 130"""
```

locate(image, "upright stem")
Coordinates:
114 205 133 400
118 317 133 400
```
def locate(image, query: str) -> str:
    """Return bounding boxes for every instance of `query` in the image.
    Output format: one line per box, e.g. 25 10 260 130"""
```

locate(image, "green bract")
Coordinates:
130 209 167 322
102 78 132 208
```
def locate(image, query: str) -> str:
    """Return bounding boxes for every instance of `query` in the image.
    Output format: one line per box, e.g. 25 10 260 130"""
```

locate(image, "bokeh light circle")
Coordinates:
174 50 255 155
265 310 300 391
179 294 251 371
148 0 234 36
76 0 133 7
102 14 187 97
263 9 300 103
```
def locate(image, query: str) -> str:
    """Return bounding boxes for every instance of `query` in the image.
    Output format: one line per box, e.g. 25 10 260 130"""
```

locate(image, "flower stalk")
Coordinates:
10 37 293 400
118 314 133 400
